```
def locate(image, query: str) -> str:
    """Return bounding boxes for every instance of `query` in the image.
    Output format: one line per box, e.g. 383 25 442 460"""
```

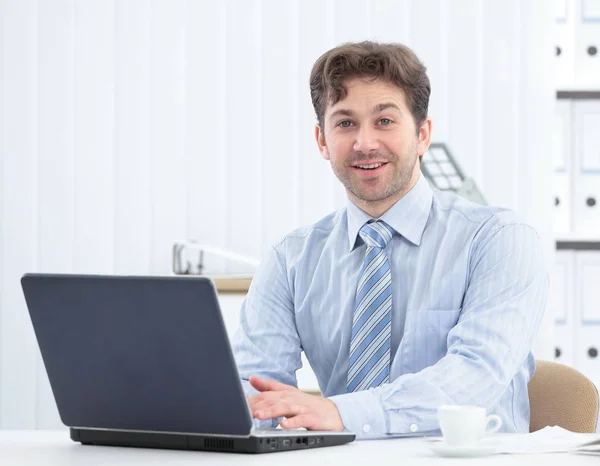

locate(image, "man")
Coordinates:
231 41 548 438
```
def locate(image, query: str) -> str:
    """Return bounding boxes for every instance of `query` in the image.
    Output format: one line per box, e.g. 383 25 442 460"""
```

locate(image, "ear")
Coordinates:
315 124 330 160
416 118 432 157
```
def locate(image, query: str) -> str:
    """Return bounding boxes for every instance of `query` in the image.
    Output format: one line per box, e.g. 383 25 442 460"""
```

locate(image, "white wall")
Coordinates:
0 0 555 429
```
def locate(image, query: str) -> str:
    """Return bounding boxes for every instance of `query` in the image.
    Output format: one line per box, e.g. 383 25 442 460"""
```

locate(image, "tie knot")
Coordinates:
359 220 394 249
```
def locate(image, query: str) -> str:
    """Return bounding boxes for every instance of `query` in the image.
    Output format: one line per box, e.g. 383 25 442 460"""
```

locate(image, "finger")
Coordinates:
249 376 295 393
248 393 265 409
280 414 320 431
254 401 295 420
249 389 315 412
248 390 286 409
254 402 309 420
249 395 280 412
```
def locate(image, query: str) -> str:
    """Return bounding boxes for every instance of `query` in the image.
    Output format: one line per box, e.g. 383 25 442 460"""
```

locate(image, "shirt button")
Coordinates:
362 424 371 433
409 424 419 433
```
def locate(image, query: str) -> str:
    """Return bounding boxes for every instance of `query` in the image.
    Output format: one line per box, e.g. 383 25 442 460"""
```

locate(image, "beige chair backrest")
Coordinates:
528 360 599 433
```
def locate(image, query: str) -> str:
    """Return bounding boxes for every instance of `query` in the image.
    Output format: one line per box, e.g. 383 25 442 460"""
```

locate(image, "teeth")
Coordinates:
357 163 382 169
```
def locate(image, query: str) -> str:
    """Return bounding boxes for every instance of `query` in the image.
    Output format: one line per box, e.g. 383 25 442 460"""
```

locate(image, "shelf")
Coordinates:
208 275 253 294
300 389 322 396
556 233 600 250
556 90 600 100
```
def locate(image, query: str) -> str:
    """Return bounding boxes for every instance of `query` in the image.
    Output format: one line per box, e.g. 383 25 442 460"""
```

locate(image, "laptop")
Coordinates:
20 273 355 453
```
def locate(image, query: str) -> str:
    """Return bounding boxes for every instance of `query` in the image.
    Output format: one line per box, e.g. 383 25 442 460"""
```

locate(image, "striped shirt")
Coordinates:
232 174 549 438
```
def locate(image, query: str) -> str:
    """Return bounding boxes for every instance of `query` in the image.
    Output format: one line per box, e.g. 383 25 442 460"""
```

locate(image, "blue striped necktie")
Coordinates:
347 220 394 393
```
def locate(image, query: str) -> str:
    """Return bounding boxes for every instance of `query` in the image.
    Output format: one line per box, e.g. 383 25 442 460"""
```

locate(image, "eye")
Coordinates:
337 120 353 128
379 118 393 126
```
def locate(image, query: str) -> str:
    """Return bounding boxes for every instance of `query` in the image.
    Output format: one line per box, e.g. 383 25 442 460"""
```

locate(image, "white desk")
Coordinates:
1 431 598 465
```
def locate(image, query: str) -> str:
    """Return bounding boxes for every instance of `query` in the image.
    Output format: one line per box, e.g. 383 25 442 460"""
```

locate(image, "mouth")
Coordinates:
351 162 389 174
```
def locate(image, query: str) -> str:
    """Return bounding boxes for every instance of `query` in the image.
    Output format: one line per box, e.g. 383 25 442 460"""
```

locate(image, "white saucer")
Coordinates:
429 442 497 458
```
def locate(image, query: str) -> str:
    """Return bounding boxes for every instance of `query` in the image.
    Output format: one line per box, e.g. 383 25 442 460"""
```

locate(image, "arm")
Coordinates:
231 243 303 426
329 223 549 437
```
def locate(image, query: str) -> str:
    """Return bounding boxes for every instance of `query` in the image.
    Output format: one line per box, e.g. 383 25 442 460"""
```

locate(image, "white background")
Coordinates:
0 0 556 429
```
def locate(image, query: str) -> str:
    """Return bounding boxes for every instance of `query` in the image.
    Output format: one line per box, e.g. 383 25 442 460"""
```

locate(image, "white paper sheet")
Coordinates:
490 426 599 455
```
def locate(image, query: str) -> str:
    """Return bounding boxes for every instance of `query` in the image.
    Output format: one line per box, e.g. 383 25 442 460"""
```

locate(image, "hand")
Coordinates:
248 376 344 431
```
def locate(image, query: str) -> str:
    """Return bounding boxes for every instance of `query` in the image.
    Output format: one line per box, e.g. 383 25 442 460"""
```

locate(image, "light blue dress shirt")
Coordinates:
232 174 549 439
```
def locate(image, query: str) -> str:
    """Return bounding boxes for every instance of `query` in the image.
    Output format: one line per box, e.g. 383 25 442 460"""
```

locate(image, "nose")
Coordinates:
353 126 380 153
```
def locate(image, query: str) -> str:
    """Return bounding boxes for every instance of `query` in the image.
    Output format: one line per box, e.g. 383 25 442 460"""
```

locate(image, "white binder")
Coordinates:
574 251 600 386
554 100 573 234
551 251 576 367
575 0 600 87
573 100 600 235
556 0 576 87
557 0 569 20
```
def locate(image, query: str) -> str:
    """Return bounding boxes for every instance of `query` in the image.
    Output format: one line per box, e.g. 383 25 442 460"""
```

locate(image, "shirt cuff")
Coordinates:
328 390 387 438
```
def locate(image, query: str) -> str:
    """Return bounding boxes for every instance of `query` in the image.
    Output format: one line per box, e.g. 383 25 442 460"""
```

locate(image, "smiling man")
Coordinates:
231 41 548 438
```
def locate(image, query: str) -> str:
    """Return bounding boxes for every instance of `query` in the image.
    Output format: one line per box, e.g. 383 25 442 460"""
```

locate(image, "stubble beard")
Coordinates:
332 149 418 203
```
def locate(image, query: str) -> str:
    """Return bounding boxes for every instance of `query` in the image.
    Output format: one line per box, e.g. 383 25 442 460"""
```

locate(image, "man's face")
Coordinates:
316 78 430 210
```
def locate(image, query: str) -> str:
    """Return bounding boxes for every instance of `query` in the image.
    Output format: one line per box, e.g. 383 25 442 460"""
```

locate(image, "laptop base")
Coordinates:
71 428 355 454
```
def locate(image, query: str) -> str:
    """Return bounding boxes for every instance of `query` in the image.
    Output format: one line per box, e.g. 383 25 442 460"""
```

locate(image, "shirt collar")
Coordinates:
346 174 433 251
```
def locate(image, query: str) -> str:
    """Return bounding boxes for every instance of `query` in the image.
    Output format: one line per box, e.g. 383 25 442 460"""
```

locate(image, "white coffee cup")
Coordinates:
437 405 502 447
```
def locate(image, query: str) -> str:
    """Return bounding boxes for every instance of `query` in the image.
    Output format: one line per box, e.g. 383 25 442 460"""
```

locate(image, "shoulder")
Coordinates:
432 189 539 237
271 208 346 256
432 189 506 225
429 189 543 268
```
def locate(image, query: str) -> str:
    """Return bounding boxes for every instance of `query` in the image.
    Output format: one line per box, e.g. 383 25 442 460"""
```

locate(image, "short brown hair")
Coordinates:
309 41 430 132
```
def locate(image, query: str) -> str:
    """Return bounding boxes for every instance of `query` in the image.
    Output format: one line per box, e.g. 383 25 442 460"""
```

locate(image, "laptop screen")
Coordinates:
21 274 253 436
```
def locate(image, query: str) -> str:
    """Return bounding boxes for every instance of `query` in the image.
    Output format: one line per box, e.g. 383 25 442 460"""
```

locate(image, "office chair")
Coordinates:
528 360 599 433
